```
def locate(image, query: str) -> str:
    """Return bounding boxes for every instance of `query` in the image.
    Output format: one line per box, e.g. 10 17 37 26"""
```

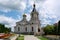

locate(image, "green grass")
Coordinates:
37 36 48 40
17 35 24 40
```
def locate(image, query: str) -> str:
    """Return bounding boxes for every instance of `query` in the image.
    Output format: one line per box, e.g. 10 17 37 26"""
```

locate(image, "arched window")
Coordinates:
32 27 33 31
32 23 33 24
18 27 20 31
25 27 27 32
38 28 40 32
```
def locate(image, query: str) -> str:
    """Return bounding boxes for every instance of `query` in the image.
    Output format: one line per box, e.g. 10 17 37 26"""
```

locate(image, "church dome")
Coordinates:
23 14 26 17
31 4 39 14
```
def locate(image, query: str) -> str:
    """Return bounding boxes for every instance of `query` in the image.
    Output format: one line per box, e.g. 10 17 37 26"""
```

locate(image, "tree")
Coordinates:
58 20 60 35
43 24 54 35
43 21 60 35
0 24 11 33
0 24 5 33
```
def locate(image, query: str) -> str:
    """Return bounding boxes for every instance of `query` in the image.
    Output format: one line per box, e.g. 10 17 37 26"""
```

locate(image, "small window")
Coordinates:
38 28 40 32
32 23 33 24
32 27 33 31
25 27 27 32
18 27 20 31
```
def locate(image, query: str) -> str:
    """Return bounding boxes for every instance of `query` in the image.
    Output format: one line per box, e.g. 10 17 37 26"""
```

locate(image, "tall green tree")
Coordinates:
58 20 60 34
43 21 60 35
43 25 54 35
0 24 11 33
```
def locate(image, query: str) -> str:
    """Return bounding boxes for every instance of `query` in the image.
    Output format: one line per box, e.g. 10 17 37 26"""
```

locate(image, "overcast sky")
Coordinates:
0 0 60 31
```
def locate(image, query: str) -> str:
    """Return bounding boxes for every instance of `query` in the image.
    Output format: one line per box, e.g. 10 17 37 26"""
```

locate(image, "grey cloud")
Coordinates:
0 3 20 10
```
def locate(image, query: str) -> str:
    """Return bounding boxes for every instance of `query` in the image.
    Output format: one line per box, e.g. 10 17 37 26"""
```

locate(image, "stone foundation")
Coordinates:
14 32 34 35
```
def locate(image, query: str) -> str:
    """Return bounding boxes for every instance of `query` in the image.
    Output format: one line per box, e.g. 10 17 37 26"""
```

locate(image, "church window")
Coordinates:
25 27 27 32
18 27 20 31
32 14 33 17
32 27 33 31
32 23 33 24
38 28 40 32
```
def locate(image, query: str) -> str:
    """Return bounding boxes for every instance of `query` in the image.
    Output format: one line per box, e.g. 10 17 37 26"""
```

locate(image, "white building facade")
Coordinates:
14 4 42 35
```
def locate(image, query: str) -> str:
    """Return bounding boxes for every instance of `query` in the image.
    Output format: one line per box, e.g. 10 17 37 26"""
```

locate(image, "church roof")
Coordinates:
23 14 26 17
16 20 29 25
16 14 29 25
31 4 39 15
32 4 36 12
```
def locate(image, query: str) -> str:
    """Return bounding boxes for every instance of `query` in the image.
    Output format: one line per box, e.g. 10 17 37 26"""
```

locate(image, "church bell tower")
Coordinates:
30 4 40 24
29 3 41 35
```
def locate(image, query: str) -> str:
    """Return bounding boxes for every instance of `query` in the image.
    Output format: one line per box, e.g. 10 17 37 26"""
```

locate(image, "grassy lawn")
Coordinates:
37 36 48 40
17 35 24 40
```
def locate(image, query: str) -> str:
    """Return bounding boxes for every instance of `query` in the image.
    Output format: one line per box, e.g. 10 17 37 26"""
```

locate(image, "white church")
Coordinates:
14 4 43 35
